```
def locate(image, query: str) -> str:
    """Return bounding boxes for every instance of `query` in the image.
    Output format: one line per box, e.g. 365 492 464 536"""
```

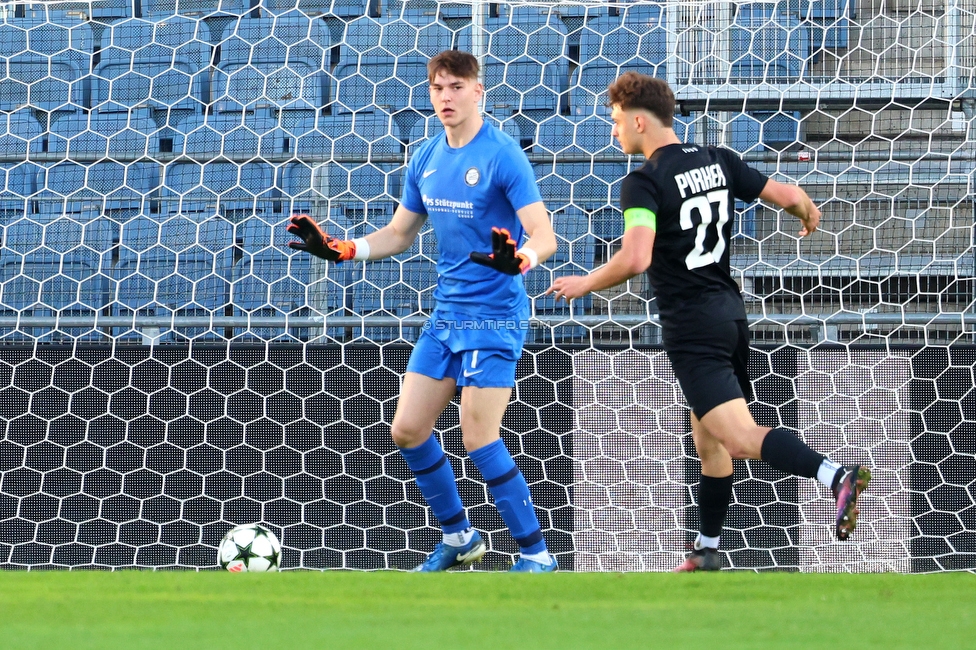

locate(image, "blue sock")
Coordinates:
469 438 547 556
399 435 469 535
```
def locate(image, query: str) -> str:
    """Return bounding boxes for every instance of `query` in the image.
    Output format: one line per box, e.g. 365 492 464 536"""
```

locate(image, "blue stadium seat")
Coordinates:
183 105 280 157
328 111 404 160
534 114 617 156
205 160 281 219
87 160 162 220
211 16 332 112
352 258 400 315
474 6 569 115
163 217 234 310
804 0 851 49
570 4 666 116
280 162 315 215
91 18 211 112
143 0 249 17
728 111 800 152
729 3 808 83
84 217 121 256
317 160 403 205
549 205 595 268
0 109 45 158
279 108 325 157
534 162 627 221
232 217 291 312
160 161 217 217
47 105 159 159
34 162 98 219
0 163 40 222
406 113 444 150
333 15 459 113
255 0 374 17
0 16 92 112
523 204 595 340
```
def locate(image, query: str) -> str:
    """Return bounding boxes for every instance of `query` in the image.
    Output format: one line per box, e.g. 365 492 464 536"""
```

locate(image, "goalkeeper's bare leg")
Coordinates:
392 372 486 571
459 385 556 572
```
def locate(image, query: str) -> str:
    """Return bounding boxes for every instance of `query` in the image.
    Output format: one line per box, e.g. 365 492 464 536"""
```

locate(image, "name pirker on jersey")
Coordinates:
674 163 728 199
619 143 768 328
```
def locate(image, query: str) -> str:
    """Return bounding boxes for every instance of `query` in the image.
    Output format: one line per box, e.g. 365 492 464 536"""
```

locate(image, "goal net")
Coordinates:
0 0 973 571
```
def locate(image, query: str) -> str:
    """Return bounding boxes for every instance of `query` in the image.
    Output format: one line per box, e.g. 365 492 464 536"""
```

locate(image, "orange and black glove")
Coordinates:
287 214 357 262
469 227 532 275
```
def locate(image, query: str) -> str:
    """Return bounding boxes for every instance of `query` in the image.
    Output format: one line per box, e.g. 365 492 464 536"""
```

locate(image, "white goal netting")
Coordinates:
0 0 974 571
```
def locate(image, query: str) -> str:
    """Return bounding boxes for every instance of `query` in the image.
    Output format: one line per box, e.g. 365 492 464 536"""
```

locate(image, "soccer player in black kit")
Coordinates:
548 71 871 571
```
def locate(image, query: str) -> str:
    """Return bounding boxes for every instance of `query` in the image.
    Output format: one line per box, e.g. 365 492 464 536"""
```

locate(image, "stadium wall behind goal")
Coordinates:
0 342 971 572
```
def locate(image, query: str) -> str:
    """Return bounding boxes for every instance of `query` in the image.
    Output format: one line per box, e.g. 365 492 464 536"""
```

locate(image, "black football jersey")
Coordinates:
619 143 768 329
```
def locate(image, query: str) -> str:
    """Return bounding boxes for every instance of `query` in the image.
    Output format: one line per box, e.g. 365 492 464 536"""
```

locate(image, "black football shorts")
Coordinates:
662 319 753 420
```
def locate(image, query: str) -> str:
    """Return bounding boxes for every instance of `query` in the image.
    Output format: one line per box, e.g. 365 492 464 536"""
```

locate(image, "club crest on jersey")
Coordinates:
464 167 480 186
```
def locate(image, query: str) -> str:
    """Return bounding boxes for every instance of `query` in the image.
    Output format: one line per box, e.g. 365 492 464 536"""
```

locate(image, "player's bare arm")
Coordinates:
287 206 427 263
759 179 821 237
546 224 654 302
358 205 428 258
516 201 557 263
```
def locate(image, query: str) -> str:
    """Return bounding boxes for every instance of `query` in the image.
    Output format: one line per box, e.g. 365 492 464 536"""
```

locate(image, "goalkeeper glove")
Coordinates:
469 227 535 275
287 214 357 262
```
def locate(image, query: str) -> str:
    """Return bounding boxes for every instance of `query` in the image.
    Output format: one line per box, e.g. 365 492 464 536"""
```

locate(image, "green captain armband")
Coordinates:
623 207 656 232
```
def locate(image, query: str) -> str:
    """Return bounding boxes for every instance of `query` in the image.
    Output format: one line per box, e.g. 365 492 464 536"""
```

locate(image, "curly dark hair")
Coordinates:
427 49 480 83
607 72 675 128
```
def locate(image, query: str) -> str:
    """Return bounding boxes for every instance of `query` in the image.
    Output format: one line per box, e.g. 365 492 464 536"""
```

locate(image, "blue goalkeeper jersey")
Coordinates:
400 120 543 317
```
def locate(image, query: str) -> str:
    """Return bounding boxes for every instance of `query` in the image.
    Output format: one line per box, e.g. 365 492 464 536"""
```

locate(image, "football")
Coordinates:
218 524 282 572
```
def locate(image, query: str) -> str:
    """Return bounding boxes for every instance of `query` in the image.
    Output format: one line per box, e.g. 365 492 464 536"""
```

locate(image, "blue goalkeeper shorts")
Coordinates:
406 309 528 388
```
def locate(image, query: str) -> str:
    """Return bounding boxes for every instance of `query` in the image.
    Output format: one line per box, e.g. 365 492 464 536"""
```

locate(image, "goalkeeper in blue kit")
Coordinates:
288 50 559 572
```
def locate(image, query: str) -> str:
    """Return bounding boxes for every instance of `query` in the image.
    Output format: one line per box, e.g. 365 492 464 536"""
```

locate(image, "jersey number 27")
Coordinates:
679 189 730 270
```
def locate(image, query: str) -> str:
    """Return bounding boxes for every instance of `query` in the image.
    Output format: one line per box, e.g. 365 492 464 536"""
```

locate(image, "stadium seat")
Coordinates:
183 105 280 158
143 0 250 17
34 162 98 220
231 217 293 313
328 112 404 161
805 0 851 49
728 111 800 152
280 162 316 215
279 108 325 158
47 105 159 160
333 15 459 113
534 114 617 156
211 16 332 112
0 16 92 112
549 205 595 268
159 161 217 217
476 6 569 115
317 160 403 205
206 160 282 220
570 4 666 116
96 160 162 220
91 18 211 112
252 0 376 18
0 163 40 222
534 162 628 221
729 3 808 83
0 109 45 158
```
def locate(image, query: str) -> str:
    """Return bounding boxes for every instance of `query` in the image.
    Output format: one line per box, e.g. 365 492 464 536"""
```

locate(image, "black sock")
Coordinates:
698 473 734 539
760 427 824 478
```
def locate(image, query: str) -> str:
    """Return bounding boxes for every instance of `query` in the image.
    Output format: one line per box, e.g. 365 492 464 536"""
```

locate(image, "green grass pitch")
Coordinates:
0 570 971 649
